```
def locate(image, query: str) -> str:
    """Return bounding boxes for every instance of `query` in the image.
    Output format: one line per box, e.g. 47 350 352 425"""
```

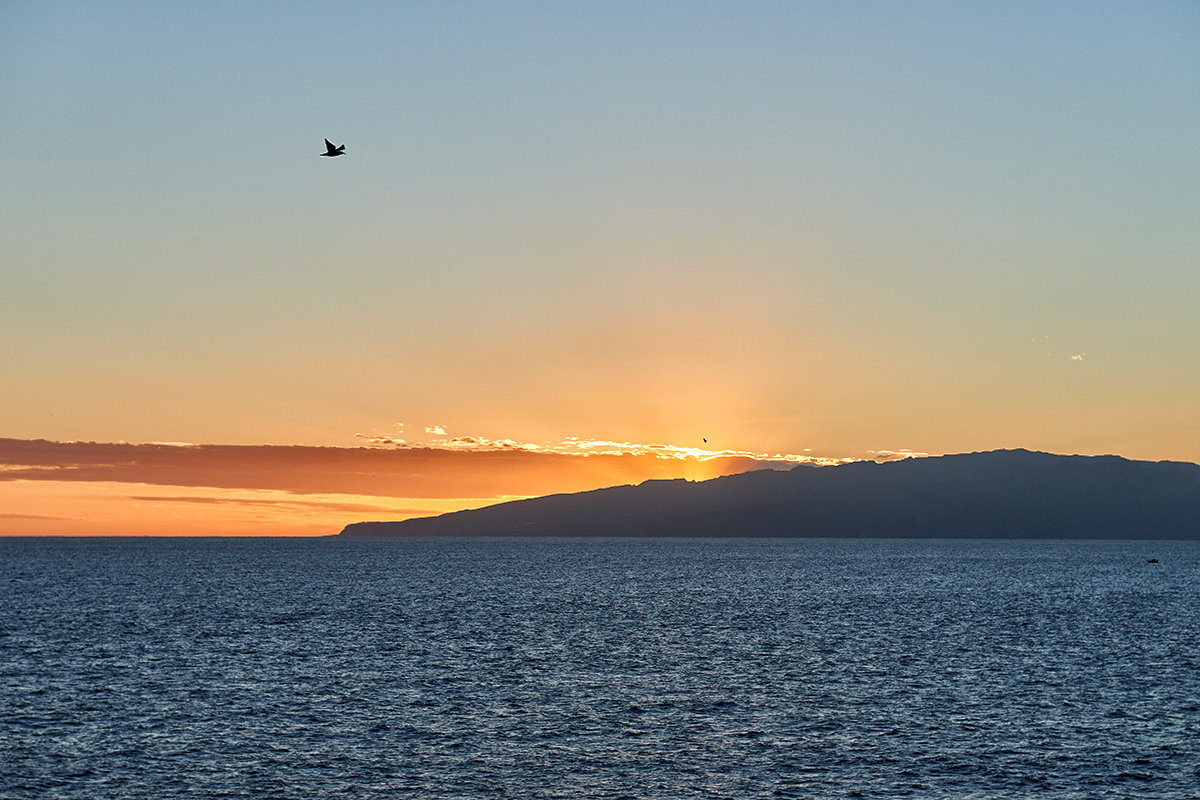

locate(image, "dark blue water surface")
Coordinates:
2 536 1198 798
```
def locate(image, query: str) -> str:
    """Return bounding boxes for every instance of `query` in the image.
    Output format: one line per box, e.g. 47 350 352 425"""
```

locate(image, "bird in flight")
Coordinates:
321 138 346 157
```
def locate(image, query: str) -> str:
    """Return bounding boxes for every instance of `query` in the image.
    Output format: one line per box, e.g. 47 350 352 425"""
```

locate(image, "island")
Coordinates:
339 449 1200 539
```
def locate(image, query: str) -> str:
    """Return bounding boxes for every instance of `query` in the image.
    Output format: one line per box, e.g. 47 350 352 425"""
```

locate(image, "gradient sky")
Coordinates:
3 2 1199 533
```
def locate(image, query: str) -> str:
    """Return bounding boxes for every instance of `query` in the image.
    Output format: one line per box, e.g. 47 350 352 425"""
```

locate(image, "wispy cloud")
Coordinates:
868 449 932 462
0 436 829 501
0 436 930 536
0 512 77 521
355 433 408 446
354 425 849 466
126 495 417 514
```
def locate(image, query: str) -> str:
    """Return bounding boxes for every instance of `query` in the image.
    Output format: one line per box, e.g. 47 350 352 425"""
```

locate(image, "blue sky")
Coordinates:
3 1 1199 463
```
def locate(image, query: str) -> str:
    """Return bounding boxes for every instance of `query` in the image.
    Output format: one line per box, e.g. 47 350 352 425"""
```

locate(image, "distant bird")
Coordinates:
321 138 346 157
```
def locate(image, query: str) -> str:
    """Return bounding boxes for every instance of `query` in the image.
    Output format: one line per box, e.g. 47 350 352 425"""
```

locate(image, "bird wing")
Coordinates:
324 138 336 152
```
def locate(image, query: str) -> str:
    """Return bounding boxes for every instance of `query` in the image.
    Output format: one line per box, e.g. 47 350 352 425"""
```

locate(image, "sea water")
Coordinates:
2 536 1198 798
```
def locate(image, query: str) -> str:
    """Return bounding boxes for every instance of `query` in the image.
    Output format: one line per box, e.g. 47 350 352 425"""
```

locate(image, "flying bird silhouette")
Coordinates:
321 138 346 157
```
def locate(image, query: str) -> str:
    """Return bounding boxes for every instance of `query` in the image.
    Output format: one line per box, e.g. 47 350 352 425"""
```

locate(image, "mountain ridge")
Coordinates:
338 449 1200 539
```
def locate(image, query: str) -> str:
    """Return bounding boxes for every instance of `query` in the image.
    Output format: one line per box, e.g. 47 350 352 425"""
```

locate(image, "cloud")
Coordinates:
354 425 849 465
440 435 541 452
0 437 824 500
552 437 853 465
868 449 932 462
354 433 408 446
0 512 77 521
355 422 409 447
126 495 416 514
0 435 874 535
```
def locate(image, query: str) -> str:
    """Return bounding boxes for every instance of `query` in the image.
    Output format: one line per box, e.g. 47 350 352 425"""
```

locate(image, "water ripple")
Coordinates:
2 536 1199 798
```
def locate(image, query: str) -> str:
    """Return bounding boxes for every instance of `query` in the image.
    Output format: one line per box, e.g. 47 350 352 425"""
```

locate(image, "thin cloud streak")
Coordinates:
1 512 77 521
0 477 508 537
354 425 852 466
126 495 417 515
0 438 941 536
868 450 933 462
0 437 831 501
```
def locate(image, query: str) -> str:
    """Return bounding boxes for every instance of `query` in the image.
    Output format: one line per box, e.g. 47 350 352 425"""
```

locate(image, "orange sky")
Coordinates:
0 437 847 536
5 5 1198 534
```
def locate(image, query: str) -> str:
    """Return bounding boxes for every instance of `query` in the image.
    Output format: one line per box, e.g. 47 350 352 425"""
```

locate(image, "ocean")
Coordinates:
2 536 1198 798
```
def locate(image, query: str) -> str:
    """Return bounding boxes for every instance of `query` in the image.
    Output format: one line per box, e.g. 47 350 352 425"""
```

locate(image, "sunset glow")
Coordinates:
0 435 826 536
3 3 1198 534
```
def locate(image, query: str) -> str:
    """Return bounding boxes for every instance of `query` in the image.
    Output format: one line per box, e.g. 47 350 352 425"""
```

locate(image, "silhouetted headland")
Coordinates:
339 449 1200 539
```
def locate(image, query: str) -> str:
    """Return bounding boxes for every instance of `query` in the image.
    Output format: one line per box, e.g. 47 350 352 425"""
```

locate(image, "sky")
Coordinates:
3 2 1199 534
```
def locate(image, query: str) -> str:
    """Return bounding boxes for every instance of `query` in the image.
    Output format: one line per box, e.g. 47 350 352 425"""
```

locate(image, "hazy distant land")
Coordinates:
339 449 1200 539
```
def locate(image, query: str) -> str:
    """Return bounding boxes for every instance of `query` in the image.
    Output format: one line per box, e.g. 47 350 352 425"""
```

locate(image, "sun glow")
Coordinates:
355 425 849 466
0 479 531 537
1 434 850 536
